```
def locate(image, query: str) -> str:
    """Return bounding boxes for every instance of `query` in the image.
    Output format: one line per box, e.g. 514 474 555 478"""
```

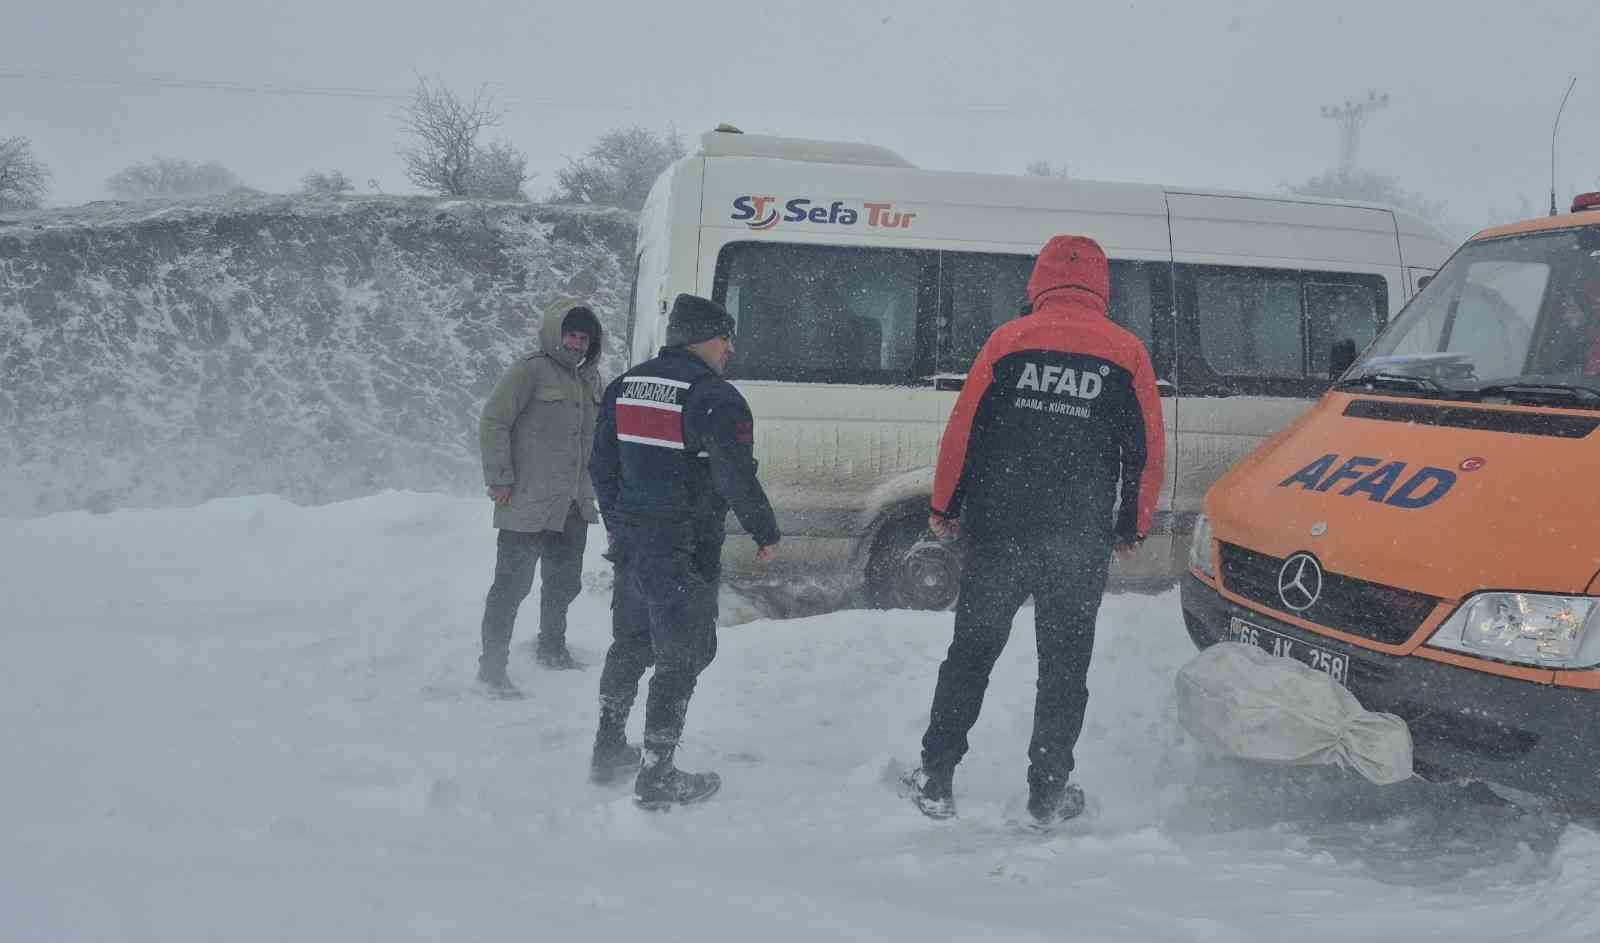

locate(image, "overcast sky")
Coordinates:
5 0 1596 235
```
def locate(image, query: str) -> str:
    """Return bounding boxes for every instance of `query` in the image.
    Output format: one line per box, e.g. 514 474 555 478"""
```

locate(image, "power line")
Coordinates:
0 68 411 101
0 67 1048 120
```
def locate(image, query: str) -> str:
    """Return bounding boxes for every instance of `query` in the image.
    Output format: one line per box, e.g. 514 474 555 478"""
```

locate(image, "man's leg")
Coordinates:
479 529 542 688
1027 537 1111 801
634 549 721 806
592 550 654 781
536 503 589 668
919 539 1030 782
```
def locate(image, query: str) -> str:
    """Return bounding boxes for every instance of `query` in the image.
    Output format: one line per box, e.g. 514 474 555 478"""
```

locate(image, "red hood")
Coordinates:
1027 235 1110 313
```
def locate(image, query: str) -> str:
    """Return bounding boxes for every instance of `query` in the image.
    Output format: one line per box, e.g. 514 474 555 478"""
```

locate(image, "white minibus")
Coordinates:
627 126 1454 608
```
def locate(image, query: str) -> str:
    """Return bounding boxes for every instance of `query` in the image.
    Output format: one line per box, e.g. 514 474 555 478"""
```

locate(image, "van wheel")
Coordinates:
865 517 962 611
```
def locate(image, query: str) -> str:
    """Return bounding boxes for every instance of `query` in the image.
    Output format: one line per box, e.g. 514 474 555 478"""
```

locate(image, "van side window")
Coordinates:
1193 268 1303 378
940 253 1032 373
1178 265 1387 394
1306 279 1385 376
1107 261 1162 368
940 253 1169 377
713 242 935 383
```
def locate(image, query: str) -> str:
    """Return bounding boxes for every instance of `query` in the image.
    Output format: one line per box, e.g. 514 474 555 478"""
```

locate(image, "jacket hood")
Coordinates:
1027 235 1110 313
538 298 603 370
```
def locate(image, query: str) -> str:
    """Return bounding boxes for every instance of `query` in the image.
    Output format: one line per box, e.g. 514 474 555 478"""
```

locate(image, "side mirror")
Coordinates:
1415 274 1433 291
1329 339 1359 380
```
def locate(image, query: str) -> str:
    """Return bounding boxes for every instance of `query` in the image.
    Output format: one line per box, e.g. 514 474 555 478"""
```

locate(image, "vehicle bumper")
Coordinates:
1180 572 1600 802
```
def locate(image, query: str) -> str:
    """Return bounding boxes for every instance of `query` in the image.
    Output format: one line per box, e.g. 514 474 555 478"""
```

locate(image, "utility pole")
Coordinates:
1321 91 1389 175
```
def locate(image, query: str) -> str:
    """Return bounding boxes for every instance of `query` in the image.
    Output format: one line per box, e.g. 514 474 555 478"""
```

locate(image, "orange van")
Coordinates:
1181 193 1600 799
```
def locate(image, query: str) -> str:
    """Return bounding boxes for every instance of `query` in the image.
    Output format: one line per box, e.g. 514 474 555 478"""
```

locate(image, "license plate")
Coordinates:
1227 617 1349 687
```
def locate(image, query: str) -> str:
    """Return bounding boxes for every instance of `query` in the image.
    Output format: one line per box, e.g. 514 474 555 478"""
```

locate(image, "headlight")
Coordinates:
1427 593 1600 669
1188 513 1215 579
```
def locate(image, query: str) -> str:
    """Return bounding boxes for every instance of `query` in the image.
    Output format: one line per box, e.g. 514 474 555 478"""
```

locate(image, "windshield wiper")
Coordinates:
1336 372 1445 395
1473 382 1600 406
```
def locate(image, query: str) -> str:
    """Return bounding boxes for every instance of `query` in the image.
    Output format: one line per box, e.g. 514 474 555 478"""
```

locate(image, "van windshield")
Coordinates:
1347 226 1600 405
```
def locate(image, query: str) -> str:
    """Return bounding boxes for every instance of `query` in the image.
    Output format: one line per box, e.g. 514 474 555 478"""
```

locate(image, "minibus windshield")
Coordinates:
1345 226 1600 405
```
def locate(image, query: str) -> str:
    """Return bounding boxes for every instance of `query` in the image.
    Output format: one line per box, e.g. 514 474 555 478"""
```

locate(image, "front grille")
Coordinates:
1219 543 1439 646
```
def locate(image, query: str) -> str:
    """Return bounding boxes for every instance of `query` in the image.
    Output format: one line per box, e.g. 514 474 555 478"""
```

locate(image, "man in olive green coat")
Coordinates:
477 298 604 697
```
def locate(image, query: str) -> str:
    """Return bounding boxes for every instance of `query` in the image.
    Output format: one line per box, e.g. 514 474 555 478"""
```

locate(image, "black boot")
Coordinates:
1027 777 1086 828
633 747 720 810
901 766 955 820
475 667 525 700
536 639 585 670
589 712 642 785
590 741 642 785
536 599 584 670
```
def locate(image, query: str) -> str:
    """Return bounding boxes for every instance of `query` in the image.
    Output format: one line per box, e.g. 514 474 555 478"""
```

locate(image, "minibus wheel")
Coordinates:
865 517 962 611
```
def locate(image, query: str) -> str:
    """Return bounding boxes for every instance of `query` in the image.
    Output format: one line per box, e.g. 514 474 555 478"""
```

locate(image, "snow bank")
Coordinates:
0 195 635 516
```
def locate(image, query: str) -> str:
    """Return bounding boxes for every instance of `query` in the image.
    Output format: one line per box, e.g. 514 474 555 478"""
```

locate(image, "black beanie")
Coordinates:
664 294 736 347
560 305 599 338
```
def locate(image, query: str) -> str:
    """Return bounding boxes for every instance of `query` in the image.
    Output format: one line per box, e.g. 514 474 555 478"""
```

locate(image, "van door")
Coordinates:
1170 263 1394 528
1165 193 1402 544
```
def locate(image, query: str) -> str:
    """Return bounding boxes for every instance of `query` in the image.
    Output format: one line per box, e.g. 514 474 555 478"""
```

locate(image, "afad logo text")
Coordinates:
730 196 916 231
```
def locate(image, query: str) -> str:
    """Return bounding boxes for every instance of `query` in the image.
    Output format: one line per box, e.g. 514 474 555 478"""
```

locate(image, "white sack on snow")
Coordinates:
1175 642 1413 785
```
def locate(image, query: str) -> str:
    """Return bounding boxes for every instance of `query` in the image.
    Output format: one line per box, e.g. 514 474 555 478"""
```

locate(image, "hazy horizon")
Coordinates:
6 1 1597 234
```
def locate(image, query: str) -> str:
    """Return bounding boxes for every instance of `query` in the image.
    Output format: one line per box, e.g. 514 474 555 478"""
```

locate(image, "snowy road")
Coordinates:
4 493 1599 942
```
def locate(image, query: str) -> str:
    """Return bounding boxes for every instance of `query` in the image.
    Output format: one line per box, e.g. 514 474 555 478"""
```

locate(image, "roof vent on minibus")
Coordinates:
1572 192 1600 213
699 128 916 168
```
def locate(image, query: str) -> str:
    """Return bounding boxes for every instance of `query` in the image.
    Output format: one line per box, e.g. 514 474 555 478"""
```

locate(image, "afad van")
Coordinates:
1182 192 1600 799
632 125 1453 608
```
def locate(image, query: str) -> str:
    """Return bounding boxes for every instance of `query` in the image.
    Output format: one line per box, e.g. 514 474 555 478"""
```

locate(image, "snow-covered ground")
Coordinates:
5 492 1600 942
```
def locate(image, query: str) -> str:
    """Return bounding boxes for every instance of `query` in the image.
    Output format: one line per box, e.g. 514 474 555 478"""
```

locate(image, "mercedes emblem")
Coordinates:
1277 553 1324 612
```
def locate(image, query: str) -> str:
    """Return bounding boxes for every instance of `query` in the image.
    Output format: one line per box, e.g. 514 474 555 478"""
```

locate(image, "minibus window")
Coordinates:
940 253 1033 372
712 242 933 383
1193 268 1304 378
1306 280 1384 376
939 253 1163 375
1177 265 1386 393
1108 262 1159 359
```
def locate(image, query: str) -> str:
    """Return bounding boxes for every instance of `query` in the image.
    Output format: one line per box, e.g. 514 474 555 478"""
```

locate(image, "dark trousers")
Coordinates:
920 532 1112 789
596 539 720 754
478 503 588 675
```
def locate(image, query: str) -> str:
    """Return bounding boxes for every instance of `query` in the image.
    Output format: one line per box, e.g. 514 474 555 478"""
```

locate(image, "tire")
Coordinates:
864 516 963 611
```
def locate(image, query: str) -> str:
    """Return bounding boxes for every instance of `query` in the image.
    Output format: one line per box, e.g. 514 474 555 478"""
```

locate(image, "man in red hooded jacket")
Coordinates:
903 235 1165 827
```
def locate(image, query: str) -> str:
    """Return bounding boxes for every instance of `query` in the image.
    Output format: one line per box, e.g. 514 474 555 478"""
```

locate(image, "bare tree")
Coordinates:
1024 160 1069 179
108 158 246 199
552 127 684 211
1292 168 1445 221
301 170 355 197
399 79 520 198
465 140 529 200
0 137 50 213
